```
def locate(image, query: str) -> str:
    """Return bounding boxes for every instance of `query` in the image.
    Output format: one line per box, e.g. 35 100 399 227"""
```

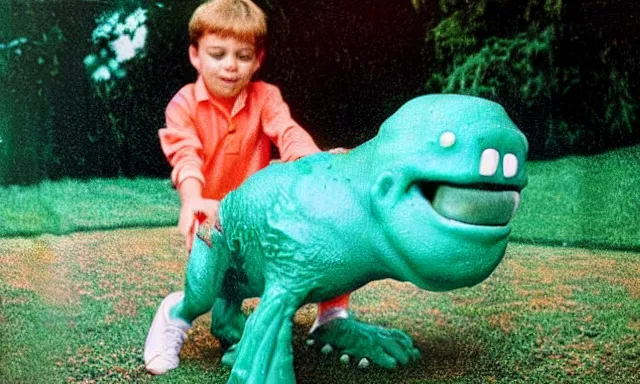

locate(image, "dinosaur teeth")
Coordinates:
479 148 500 176
503 153 519 178
512 191 521 217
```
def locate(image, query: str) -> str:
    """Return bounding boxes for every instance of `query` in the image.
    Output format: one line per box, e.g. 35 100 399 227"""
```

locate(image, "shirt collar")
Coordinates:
195 76 248 118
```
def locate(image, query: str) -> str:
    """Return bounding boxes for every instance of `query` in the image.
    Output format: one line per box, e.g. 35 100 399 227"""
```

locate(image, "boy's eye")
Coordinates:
237 51 255 61
209 51 224 59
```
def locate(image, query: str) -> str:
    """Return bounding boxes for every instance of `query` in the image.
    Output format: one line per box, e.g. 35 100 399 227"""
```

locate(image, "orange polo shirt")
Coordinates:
159 77 321 200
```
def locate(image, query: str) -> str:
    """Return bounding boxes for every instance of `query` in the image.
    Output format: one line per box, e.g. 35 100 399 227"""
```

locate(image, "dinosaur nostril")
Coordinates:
479 148 499 176
503 154 518 178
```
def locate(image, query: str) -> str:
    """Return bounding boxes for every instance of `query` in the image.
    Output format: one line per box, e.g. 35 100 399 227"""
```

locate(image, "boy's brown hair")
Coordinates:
189 0 267 51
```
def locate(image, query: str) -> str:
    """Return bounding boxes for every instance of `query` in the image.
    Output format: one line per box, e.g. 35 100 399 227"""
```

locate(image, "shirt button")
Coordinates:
228 122 235 133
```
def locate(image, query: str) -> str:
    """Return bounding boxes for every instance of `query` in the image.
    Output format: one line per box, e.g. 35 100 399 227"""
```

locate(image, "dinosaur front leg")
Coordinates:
308 316 420 369
227 284 302 384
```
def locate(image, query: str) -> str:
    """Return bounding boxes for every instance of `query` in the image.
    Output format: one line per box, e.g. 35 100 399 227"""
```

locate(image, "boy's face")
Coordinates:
189 33 263 100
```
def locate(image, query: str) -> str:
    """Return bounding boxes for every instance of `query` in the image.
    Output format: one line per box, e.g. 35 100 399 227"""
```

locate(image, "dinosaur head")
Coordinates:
366 94 528 291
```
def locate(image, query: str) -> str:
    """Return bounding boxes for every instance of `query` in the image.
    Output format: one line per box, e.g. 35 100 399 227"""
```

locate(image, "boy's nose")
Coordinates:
223 57 238 71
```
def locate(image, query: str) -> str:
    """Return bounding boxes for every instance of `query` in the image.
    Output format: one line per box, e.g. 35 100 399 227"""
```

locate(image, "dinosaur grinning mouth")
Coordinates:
417 182 521 226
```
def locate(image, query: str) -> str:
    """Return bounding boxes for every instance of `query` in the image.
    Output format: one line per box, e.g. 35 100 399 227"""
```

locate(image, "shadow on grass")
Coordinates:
291 325 499 384
158 309 501 383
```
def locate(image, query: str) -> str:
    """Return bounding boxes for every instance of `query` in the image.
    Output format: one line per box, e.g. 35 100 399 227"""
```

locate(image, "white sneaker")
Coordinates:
144 291 191 375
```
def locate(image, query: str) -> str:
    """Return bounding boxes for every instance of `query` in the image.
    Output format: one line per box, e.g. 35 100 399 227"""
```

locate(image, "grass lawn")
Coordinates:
1 145 639 383
1 145 639 249
0 227 638 383
511 145 640 250
0 178 179 237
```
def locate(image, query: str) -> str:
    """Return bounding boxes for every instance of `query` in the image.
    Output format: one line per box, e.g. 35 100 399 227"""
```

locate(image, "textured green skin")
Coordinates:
193 94 528 383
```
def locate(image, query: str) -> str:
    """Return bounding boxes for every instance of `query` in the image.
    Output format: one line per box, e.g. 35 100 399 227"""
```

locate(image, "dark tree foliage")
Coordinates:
2 0 638 184
2 0 425 184
1 0 199 184
78 1 200 179
1 2 65 185
424 0 639 159
257 0 427 150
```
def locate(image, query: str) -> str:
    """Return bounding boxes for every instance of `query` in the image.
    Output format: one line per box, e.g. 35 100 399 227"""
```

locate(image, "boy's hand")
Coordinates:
179 198 220 252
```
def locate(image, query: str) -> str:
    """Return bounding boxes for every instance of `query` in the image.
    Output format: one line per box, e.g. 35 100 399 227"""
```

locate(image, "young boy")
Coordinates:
144 0 350 375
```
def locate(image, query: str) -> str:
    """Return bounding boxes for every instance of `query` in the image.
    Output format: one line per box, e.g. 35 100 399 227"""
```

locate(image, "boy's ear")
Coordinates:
189 44 201 72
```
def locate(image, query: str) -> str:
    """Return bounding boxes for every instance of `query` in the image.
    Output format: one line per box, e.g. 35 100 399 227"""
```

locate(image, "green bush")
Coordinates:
1 1 198 185
426 0 638 158
443 26 554 104
68 0 199 179
0 23 64 185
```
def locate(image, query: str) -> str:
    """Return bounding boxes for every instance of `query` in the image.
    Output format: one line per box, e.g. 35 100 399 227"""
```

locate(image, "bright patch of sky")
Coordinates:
110 35 136 62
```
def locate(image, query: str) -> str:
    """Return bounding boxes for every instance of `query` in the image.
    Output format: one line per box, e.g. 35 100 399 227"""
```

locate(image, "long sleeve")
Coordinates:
158 88 206 188
260 85 321 161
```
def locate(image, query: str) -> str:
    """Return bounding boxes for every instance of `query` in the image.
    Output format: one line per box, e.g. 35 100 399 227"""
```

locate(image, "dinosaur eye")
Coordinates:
439 131 456 148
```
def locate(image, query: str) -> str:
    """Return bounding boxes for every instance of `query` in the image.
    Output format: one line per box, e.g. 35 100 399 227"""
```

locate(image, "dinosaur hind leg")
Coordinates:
211 298 246 346
210 297 246 367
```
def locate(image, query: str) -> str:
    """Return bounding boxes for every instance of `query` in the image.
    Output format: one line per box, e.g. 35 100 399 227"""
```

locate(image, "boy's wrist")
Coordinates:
178 177 204 203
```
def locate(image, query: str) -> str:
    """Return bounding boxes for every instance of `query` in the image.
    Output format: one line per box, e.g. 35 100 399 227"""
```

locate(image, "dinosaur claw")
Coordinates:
339 354 350 365
321 344 334 354
305 339 315 346
357 358 370 369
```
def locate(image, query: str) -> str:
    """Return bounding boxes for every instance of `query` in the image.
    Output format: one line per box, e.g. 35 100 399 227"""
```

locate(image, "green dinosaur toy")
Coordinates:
191 94 528 383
